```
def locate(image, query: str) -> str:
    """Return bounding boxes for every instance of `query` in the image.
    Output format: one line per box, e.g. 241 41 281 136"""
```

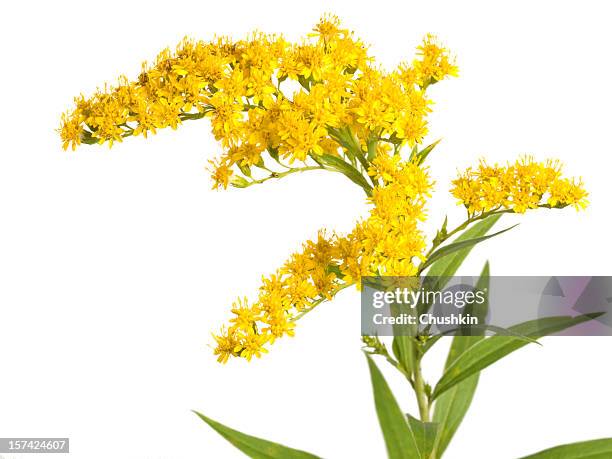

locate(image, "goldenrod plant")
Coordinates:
60 15 610 459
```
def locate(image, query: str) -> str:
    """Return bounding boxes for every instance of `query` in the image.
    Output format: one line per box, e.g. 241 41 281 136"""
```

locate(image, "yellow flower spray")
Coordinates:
59 15 586 364
61 15 600 458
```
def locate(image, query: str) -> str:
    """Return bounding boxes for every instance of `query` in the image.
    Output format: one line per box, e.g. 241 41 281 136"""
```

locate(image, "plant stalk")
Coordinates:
413 354 430 422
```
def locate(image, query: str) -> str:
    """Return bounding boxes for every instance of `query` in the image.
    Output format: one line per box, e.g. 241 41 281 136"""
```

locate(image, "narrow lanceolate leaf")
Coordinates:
518 438 612 459
318 153 373 195
434 324 540 345
237 160 252 177
194 411 321 459
420 216 501 316
432 313 602 400
366 355 422 459
426 214 502 280
431 375 479 459
392 335 415 378
420 222 517 272
415 139 441 165
366 137 378 161
407 414 438 458
431 262 489 458
390 302 417 377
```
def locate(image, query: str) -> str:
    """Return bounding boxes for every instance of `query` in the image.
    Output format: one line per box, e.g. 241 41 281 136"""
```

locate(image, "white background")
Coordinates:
1 1 611 458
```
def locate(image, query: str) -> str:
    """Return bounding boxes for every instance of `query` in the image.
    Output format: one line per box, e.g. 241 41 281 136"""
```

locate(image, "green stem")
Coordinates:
413 354 430 422
242 166 323 187
291 282 353 322
179 111 209 121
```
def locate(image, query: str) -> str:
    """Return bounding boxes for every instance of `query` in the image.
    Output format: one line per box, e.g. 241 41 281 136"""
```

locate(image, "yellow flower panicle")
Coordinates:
451 157 588 214
61 16 588 364
59 15 457 191
213 157 431 363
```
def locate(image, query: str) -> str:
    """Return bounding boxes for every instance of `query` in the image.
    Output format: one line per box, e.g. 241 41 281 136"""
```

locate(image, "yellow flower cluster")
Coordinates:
59 15 457 191
59 16 589 364
213 156 431 362
451 157 588 214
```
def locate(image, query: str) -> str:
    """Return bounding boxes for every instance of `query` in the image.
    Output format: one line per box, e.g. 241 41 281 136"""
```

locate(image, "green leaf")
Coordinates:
366 354 422 459
267 147 280 162
328 127 363 161
426 215 502 280
422 216 511 275
415 139 441 165
194 411 321 459
297 75 311 91
421 334 442 355
392 335 415 378
409 143 418 161
407 414 438 458
434 324 540 344
518 438 612 459
432 374 479 458
333 126 371 179
421 223 517 274
390 301 418 377
367 137 378 161
464 261 490 330
431 262 489 458
237 162 252 177
318 153 373 195
431 216 449 248
254 159 267 171
419 216 500 317
326 264 345 279
432 313 602 400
